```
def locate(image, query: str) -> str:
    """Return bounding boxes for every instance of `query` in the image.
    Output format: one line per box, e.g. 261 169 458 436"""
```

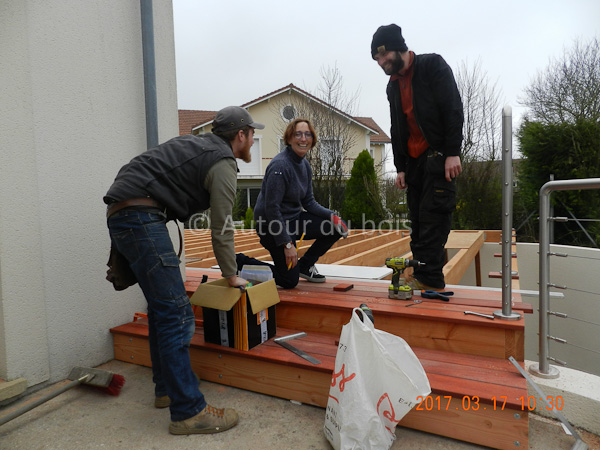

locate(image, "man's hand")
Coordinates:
395 172 407 189
226 275 248 288
331 215 349 238
284 244 298 269
445 156 462 182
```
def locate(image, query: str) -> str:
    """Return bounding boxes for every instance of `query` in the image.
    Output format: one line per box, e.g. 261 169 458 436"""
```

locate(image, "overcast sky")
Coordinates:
173 0 599 162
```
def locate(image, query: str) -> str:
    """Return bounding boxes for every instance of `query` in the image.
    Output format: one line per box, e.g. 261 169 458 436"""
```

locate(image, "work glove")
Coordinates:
331 214 349 239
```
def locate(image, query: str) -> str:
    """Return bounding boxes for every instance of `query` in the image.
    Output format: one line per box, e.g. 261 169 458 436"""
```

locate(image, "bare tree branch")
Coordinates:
455 58 503 163
519 36 600 124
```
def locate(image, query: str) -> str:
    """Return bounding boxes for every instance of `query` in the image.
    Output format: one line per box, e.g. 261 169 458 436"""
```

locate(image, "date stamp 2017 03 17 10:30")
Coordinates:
415 395 564 412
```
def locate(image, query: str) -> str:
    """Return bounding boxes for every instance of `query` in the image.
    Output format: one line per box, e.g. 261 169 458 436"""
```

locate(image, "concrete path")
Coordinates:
1 360 599 449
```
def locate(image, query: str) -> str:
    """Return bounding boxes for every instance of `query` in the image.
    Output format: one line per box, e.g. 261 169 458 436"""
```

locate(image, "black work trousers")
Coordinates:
405 149 457 288
236 211 341 289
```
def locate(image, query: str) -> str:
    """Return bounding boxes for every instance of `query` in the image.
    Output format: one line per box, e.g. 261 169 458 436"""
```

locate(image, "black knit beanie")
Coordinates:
371 24 408 57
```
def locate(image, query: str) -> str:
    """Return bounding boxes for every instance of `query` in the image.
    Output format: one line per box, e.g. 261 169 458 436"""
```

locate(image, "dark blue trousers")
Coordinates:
405 150 457 289
237 212 341 289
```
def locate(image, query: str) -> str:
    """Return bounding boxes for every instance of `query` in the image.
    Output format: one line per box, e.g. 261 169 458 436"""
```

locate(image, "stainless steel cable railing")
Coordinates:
529 177 600 378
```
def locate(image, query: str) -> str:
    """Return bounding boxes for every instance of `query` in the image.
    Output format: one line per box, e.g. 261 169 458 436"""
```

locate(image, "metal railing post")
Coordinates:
494 106 521 321
529 177 600 379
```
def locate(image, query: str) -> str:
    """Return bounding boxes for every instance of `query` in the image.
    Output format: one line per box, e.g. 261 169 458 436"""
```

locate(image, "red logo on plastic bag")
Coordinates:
328 363 356 404
377 393 400 433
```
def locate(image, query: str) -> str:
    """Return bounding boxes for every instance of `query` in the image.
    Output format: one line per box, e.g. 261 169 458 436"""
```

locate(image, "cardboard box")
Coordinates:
190 278 279 351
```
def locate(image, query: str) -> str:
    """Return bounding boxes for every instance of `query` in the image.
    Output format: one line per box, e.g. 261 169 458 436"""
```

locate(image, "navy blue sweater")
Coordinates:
254 146 332 246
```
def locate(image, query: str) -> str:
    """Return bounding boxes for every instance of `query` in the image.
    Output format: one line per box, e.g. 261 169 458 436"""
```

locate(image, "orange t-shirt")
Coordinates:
391 52 429 159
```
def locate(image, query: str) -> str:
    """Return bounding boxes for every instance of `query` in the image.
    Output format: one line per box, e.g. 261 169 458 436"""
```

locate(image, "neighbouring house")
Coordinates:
179 84 390 215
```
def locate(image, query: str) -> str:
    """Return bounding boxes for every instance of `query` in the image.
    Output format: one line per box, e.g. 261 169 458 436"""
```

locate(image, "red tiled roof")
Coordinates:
354 117 391 143
178 110 217 135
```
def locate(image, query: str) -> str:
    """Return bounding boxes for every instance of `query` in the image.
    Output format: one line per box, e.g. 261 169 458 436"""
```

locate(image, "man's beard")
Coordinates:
240 145 252 163
384 52 405 75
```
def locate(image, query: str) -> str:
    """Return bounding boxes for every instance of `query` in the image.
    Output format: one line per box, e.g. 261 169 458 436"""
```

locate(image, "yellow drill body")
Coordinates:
385 257 424 300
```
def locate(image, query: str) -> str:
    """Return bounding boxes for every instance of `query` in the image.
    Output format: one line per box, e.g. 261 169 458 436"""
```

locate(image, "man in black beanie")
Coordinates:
372 24 464 290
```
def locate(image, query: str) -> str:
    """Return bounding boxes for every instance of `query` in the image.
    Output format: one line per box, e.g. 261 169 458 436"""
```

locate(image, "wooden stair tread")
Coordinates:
489 271 519 279
494 253 516 257
185 268 529 360
111 320 526 409
185 269 532 316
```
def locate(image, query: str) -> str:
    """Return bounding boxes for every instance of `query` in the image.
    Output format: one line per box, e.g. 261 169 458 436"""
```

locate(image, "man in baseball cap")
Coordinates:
103 104 264 435
212 105 265 134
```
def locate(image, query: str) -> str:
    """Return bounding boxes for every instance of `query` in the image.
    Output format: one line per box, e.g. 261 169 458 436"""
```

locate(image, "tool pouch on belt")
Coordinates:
106 244 137 291
425 149 457 214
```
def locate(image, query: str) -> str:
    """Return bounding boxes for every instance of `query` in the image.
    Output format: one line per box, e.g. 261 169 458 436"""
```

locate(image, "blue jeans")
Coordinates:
107 209 205 421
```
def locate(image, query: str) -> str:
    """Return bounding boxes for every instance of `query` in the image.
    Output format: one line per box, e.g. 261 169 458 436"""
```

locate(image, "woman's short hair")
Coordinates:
283 118 318 149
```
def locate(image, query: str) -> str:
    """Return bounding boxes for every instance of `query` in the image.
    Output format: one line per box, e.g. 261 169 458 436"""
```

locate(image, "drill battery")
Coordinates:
385 257 424 300
388 284 413 300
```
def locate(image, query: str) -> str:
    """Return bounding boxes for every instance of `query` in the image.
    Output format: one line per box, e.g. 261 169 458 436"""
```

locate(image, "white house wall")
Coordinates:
0 0 178 388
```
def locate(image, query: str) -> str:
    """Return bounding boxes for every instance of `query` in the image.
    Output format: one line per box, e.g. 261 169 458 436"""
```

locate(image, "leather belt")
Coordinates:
106 198 164 218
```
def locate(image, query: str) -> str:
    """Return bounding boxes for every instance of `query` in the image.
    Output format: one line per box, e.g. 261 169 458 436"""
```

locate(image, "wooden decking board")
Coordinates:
184 268 527 359
184 268 532 312
185 269 531 329
111 321 529 449
189 281 532 313
400 398 528 450
489 271 519 279
110 322 526 406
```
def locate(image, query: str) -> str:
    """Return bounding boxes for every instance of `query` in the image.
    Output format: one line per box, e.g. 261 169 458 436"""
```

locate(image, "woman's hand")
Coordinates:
284 243 298 269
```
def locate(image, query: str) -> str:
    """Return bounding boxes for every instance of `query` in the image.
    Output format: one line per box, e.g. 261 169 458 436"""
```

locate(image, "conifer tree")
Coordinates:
342 150 384 228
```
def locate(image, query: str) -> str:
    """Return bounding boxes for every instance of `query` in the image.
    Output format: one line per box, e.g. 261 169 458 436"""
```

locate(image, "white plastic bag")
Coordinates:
324 308 431 450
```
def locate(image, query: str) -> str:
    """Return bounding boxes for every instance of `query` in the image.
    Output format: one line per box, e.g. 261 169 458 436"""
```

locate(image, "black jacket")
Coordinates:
387 53 464 173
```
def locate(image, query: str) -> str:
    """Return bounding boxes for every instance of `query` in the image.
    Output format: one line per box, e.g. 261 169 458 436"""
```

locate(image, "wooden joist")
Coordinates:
183 229 485 284
444 230 484 285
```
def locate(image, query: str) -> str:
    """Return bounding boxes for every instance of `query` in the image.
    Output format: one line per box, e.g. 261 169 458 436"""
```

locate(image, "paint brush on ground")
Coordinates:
288 232 306 269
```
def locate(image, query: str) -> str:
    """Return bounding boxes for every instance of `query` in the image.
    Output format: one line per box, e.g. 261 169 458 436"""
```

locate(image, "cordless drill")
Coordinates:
385 257 425 300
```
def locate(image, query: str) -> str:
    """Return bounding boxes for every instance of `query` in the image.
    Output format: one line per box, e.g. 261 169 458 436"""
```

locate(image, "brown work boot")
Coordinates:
155 395 170 408
169 404 239 435
406 278 445 292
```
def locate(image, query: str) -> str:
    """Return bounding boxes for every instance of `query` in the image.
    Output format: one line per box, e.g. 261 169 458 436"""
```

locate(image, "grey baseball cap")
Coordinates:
212 106 265 133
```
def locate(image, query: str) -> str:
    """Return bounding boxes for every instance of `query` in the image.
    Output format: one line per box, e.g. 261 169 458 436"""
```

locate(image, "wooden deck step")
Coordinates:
185 268 532 360
111 320 528 450
489 271 519 279
494 253 517 258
